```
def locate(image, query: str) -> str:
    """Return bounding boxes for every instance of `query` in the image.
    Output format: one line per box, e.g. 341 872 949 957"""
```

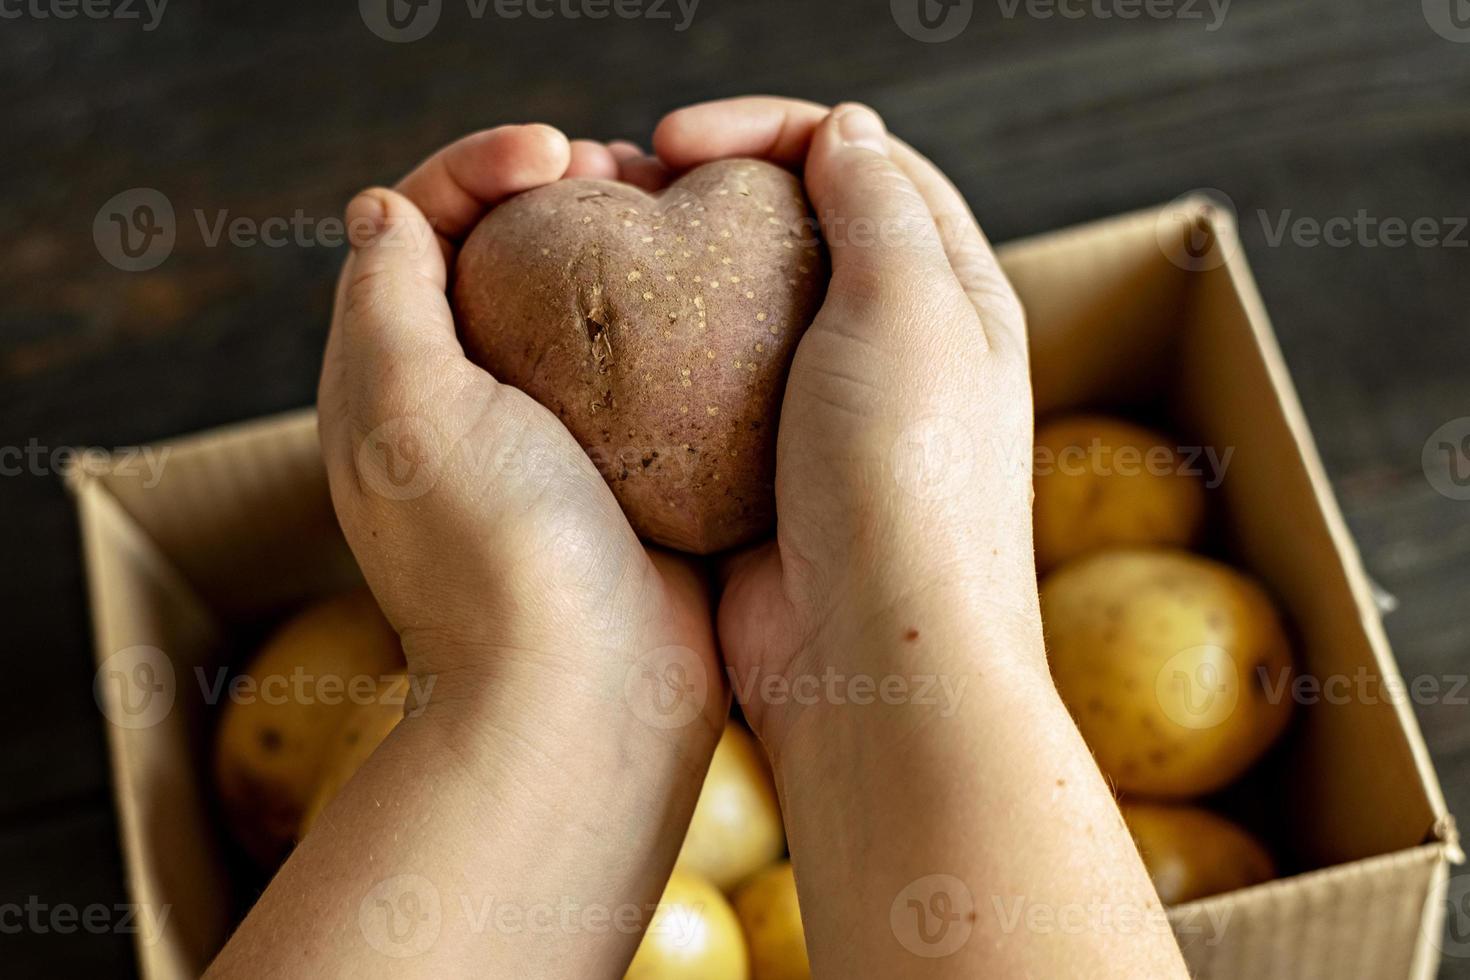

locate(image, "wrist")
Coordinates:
748 579 1049 768
408 630 728 775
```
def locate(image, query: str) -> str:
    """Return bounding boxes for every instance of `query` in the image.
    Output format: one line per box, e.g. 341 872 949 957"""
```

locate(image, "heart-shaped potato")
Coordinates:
453 158 826 554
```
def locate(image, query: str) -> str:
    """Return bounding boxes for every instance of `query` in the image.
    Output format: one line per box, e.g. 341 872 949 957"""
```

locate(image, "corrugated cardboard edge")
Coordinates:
69 466 231 980
1197 195 1459 859
1168 842 1452 978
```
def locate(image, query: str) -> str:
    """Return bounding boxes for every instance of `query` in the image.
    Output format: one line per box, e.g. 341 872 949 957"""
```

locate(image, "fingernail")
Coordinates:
346 191 388 248
837 104 888 156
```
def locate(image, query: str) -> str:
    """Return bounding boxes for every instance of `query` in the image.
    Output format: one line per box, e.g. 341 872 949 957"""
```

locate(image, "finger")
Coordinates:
803 104 958 324
654 96 1022 354
888 137 1026 357
319 187 465 476
621 155 672 192
608 140 672 191
567 140 620 180
653 96 829 170
608 140 645 162
395 124 572 243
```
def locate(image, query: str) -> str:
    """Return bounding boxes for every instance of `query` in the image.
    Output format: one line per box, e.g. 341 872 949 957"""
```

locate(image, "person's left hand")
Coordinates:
213 126 730 980
317 123 723 754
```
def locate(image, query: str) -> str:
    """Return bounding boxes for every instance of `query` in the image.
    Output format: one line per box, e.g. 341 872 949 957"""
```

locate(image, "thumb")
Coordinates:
802 104 955 321
319 188 464 481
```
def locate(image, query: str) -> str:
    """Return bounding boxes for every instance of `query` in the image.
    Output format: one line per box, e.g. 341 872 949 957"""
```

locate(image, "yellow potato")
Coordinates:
626 871 749 980
298 677 407 837
1041 548 1294 797
213 588 404 866
676 722 785 892
1033 415 1206 574
1122 802 1275 904
733 862 809 980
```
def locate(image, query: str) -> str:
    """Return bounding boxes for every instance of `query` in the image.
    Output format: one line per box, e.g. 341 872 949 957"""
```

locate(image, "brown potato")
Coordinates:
297 677 406 837
213 588 404 866
454 159 827 555
626 871 749 980
734 861 810 980
1033 415 1206 574
1041 548 1294 797
1122 802 1276 904
675 722 785 892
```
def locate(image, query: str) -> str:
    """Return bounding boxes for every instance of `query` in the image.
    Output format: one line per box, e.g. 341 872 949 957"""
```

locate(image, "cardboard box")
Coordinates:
73 199 1459 979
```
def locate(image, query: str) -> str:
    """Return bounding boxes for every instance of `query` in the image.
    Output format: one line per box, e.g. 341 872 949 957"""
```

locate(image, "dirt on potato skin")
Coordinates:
453 158 828 555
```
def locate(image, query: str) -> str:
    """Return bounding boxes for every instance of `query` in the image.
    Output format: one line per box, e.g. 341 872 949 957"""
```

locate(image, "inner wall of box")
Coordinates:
1006 213 1437 872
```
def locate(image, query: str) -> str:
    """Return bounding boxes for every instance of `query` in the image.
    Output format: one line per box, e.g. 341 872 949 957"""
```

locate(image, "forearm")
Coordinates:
768 592 1189 979
208 656 723 979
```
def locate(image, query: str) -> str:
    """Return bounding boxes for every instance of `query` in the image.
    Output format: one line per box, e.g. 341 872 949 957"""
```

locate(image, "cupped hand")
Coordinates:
653 98 1044 746
317 125 724 741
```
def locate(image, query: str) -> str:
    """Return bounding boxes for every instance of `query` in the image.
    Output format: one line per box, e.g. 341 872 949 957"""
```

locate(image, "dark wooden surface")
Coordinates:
2 0 1467 975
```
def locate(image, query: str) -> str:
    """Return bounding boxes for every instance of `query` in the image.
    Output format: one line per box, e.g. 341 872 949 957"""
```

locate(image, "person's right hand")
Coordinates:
651 96 1189 980
654 98 1043 749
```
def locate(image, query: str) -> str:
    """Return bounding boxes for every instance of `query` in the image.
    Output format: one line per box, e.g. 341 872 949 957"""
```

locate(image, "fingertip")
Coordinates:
514 122 573 179
345 188 391 248
651 108 700 169
607 140 645 160
567 139 620 180
830 102 889 156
